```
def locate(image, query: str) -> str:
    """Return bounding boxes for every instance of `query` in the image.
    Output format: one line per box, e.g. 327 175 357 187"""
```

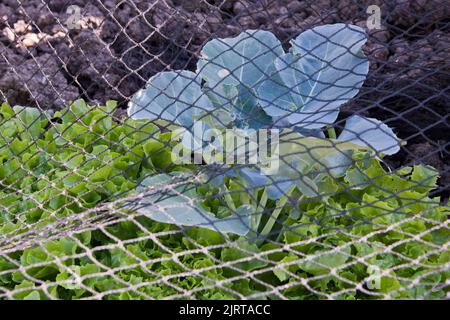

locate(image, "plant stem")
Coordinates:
259 187 294 239
223 186 236 211
257 188 268 213
240 189 250 205
327 126 337 139
254 188 268 230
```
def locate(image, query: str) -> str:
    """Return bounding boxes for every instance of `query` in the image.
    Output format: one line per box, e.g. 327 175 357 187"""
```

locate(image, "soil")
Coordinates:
0 0 449 197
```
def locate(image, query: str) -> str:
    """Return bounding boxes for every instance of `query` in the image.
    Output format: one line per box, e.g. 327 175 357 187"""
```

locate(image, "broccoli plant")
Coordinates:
128 23 399 152
128 24 403 237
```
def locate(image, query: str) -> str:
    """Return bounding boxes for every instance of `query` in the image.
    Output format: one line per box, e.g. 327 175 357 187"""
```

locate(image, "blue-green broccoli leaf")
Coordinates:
197 30 283 128
338 115 401 155
132 174 253 236
225 85 273 129
258 23 369 130
197 29 284 100
127 71 214 128
240 167 294 199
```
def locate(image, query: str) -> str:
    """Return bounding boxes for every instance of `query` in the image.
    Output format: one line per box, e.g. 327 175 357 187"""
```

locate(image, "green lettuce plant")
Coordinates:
0 100 448 300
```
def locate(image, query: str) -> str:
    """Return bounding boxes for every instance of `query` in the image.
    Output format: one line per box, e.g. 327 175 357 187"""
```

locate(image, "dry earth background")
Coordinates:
0 0 449 197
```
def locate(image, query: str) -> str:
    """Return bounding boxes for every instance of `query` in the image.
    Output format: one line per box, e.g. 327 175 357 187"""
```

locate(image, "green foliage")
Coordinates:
0 100 448 300
0 100 173 227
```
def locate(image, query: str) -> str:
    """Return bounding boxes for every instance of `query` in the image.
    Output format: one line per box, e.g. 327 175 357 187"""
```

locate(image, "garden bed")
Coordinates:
0 1 449 301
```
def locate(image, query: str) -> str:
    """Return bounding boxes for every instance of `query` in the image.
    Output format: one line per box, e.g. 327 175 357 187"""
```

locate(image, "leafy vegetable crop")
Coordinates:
0 100 448 300
0 100 171 226
128 24 404 235
128 24 400 154
0 24 448 300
